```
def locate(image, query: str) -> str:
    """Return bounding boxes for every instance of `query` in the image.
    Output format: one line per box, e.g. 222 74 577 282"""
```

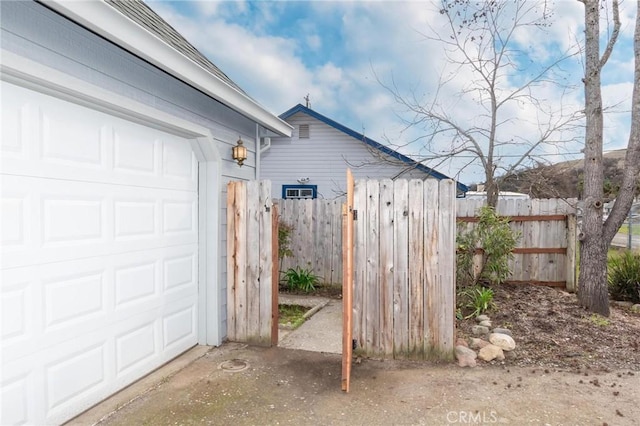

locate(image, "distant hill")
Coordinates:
496 149 627 199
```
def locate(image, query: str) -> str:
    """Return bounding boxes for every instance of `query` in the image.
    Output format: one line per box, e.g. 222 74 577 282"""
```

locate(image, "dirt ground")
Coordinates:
457 284 640 371
84 284 640 426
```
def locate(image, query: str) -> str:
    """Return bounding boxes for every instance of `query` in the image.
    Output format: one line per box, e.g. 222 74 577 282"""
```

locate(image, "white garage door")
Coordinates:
1 82 200 425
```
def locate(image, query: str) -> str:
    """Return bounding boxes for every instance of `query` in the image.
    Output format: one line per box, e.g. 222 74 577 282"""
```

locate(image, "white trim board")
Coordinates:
40 0 293 138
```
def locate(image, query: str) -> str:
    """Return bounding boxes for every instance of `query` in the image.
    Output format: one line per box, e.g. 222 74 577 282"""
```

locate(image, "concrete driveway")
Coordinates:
67 344 639 425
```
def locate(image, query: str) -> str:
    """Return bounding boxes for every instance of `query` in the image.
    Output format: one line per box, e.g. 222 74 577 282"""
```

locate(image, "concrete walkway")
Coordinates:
278 298 342 354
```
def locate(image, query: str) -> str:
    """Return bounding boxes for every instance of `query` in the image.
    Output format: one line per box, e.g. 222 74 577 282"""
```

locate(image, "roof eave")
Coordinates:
41 0 292 137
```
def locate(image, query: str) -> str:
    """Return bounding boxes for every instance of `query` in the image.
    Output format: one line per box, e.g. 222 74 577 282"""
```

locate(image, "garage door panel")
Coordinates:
2 243 198 362
2 175 197 269
113 126 159 175
1 373 30 426
2 82 198 192
115 321 157 376
2 293 198 425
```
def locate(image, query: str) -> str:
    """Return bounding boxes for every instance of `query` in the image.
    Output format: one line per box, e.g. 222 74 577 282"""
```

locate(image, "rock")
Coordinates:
479 320 492 327
476 314 490 322
492 327 512 336
472 325 490 336
503 349 517 360
469 338 491 350
632 304 640 313
455 345 477 367
456 337 468 348
478 344 505 361
489 333 516 351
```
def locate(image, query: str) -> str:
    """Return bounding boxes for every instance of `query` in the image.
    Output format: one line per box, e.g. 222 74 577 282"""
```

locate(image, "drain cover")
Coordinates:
219 359 249 372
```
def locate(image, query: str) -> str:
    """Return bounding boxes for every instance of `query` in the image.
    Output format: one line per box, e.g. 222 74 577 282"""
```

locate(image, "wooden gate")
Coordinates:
351 178 457 359
226 181 278 346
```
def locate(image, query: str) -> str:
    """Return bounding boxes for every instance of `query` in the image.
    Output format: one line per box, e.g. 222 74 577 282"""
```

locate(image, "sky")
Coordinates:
147 0 637 185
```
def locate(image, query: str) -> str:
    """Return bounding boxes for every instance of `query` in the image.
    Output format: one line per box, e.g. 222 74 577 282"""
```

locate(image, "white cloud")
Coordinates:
148 0 635 185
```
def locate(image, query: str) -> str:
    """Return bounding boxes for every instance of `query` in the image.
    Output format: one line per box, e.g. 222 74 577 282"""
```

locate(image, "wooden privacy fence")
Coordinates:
227 181 278 346
456 198 578 291
279 196 579 291
275 199 343 285
351 178 457 359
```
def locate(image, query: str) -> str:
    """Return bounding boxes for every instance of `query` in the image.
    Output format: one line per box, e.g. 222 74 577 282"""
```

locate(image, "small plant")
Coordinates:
456 206 520 287
588 314 610 327
608 250 640 303
284 267 319 293
460 285 496 319
278 304 310 329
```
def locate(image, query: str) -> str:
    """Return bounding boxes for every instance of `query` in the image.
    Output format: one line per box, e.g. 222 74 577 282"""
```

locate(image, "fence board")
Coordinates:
437 180 456 355
408 180 424 357
233 182 247 341
246 181 261 341
392 179 410 357
259 182 273 344
423 179 439 356
366 180 380 352
353 182 367 349
330 201 342 284
379 179 395 356
226 182 238 341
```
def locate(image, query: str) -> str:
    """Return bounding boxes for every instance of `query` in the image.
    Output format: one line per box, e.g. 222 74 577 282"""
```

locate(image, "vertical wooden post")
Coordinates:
227 182 237 341
566 214 578 292
341 169 354 392
271 204 279 346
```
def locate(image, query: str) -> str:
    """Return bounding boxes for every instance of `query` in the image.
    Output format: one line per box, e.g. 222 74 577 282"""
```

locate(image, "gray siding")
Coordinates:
262 112 430 199
1 0 262 339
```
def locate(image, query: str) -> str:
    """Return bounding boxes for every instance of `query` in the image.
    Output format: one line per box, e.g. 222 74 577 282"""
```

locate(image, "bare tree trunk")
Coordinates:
485 172 499 208
602 4 640 244
578 0 609 315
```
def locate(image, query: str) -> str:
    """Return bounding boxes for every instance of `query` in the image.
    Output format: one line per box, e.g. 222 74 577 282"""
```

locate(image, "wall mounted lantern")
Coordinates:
232 137 247 166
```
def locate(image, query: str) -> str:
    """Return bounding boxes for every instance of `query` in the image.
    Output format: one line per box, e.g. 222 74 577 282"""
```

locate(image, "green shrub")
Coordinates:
278 222 294 262
608 250 640 303
284 267 319 293
456 205 520 287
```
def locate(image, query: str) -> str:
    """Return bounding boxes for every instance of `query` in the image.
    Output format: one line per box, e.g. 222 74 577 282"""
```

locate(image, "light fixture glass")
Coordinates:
232 137 247 166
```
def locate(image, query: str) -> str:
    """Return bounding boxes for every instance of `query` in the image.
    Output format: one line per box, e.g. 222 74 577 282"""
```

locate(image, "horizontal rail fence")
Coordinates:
456 198 578 291
274 199 343 285
352 179 456 359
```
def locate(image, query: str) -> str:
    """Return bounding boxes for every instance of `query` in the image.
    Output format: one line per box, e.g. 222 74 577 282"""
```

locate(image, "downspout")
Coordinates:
255 123 260 180
255 124 272 180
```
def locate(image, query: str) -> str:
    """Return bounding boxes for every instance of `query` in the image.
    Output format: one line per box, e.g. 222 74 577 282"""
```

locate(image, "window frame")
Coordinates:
282 184 317 199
